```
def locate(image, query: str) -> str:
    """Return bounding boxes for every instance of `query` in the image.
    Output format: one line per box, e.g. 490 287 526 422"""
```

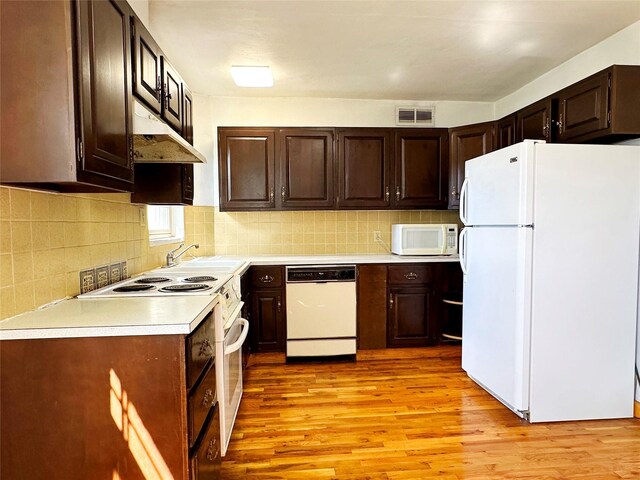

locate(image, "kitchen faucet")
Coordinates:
164 243 199 267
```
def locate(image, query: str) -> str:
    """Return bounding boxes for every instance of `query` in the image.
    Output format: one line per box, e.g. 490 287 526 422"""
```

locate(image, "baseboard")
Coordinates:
634 400 640 419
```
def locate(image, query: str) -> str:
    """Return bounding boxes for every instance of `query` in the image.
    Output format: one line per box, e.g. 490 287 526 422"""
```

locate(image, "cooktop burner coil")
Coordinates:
183 276 218 283
159 284 212 293
113 284 156 292
134 277 171 284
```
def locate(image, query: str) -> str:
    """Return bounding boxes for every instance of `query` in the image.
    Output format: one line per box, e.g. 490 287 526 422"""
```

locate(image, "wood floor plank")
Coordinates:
222 346 640 479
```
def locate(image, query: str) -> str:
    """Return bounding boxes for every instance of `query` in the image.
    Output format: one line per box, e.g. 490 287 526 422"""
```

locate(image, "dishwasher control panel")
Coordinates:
286 265 356 283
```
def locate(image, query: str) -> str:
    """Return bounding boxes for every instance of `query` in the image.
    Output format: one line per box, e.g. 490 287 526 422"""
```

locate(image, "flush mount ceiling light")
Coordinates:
230 66 274 87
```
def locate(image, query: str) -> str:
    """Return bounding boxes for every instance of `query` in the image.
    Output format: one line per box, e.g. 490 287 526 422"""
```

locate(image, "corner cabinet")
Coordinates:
494 114 517 150
0 0 135 192
516 97 555 143
448 122 494 209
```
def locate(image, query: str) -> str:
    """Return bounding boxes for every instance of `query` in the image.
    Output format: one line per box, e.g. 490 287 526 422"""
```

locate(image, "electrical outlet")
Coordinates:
139 207 146 227
373 230 382 242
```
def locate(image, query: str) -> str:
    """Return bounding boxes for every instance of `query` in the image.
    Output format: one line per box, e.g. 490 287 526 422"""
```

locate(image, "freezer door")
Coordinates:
461 226 533 413
462 141 537 226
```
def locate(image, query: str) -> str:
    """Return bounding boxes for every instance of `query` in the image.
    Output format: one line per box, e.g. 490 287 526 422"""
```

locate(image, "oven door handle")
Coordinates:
224 318 249 354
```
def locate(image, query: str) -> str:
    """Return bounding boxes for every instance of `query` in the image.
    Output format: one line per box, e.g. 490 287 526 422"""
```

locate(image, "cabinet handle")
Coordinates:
199 338 213 357
202 388 214 409
557 112 563 133
277 297 282 313
281 186 286 201
269 188 274 202
206 438 218 461
404 272 418 280
259 275 274 283
156 75 162 102
396 186 400 201
163 84 169 109
450 188 459 200
385 186 389 201
128 135 134 162
389 294 394 309
543 117 550 139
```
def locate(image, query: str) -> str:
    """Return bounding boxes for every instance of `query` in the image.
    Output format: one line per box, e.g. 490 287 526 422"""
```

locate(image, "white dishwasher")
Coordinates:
286 265 357 358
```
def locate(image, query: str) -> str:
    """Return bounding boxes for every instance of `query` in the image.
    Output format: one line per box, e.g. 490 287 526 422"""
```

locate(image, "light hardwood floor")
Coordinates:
221 346 640 479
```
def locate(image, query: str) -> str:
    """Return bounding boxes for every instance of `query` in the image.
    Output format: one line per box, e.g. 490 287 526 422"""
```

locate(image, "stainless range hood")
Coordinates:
132 100 206 163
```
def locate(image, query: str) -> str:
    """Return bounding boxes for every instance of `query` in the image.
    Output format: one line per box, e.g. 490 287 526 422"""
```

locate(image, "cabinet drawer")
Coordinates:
190 406 221 480
251 266 283 288
186 312 215 390
188 361 217 449
388 265 433 285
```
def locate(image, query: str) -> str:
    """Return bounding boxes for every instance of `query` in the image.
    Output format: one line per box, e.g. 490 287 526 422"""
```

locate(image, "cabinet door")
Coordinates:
76 0 134 189
494 114 516 150
387 286 435 347
218 128 276 210
131 16 161 113
183 85 194 145
337 129 392 209
277 129 335 209
557 71 609 142
393 129 448 208
251 289 285 352
182 163 194 203
161 57 183 133
132 163 193 205
448 122 493 209
516 97 554 142
357 265 388 349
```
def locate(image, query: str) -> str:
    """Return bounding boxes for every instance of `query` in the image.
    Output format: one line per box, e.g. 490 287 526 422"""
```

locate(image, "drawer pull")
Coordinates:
404 272 418 280
199 338 213 357
259 275 274 283
389 295 394 309
202 388 215 409
206 438 218 461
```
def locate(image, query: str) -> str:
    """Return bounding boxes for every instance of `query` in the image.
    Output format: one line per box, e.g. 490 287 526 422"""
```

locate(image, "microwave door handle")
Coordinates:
224 318 250 354
459 228 469 275
441 224 447 254
459 179 469 225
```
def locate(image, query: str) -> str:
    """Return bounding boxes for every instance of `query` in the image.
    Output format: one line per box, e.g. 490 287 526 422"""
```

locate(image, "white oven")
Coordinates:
214 277 249 456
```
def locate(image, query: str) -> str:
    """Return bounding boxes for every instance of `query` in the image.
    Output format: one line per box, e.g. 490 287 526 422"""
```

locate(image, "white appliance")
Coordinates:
391 224 458 255
459 140 640 423
214 276 249 456
286 265 357 357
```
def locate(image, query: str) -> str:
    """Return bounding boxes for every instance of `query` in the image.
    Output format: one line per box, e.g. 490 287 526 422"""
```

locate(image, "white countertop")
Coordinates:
0 296 218 340
1 253 459 341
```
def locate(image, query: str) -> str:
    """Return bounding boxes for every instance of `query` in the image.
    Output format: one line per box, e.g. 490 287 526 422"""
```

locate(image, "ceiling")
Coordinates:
149 1 640 102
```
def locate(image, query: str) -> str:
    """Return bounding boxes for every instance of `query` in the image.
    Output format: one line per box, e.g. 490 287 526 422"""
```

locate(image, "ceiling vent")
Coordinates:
396 106 435 126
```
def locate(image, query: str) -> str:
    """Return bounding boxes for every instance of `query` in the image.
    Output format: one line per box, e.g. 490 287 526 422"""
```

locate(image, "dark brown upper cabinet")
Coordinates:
161 57 183 134
0 0 135 192
132 163 193 205
448 122 494 209
494 114 517 150
276 129 335 209
219 128 276 211
556 65 640 143
336 129 393 209
516 97 555 143
183 85 194 145
393 129 449 209
131 16 162 114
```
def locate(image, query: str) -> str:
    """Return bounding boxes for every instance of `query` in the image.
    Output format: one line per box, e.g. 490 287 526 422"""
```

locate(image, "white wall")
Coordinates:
194 97 493 205
128 0 149 27
495 21 640 118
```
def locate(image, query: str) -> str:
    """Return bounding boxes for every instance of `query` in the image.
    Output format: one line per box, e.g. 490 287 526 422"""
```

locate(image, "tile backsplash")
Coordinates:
213 209 461 255
0 186 214 319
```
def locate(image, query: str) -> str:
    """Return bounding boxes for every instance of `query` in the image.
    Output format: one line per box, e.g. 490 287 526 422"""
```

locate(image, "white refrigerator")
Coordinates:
459 140 640 423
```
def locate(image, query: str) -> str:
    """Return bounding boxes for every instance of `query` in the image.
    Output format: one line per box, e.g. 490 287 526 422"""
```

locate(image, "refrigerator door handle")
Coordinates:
459 227 469 275
460 179 469 225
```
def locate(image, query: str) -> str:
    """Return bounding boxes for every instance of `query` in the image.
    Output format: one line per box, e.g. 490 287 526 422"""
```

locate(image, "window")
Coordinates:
147 205 184 246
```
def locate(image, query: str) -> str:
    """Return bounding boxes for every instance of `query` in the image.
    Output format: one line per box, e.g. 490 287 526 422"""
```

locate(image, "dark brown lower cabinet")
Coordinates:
1 323 220 479
387 286 436 347
356 265 388 349
251 289 285 352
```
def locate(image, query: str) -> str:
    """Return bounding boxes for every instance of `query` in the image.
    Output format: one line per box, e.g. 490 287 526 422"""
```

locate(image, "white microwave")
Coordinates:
391 224 458 255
